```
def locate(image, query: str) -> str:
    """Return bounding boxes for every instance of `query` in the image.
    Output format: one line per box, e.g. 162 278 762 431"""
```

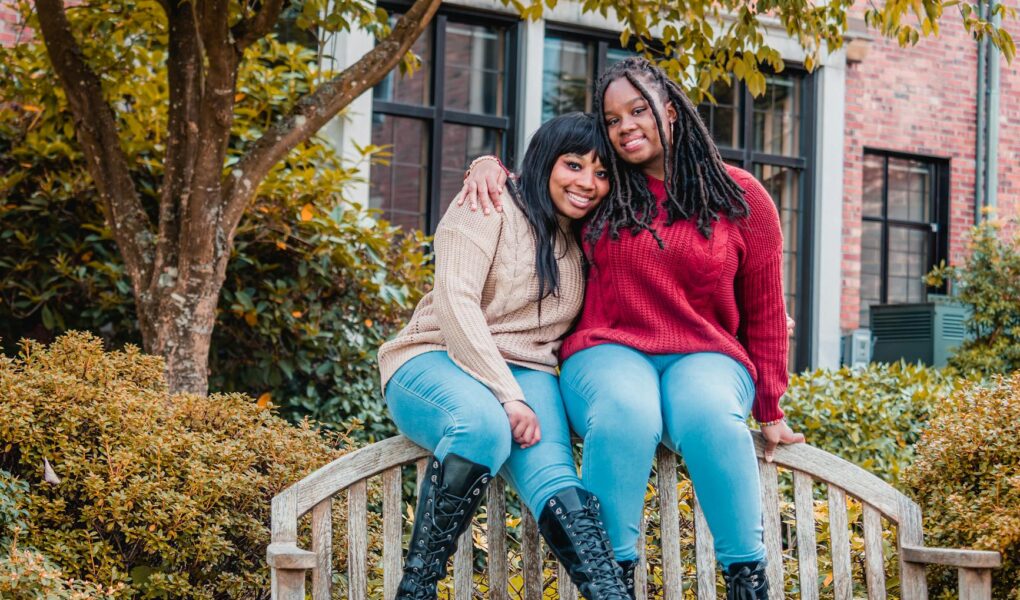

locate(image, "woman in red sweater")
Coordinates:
462 57 804 599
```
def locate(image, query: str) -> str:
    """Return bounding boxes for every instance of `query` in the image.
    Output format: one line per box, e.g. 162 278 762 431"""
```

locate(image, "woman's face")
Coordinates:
602 76 676 177
548 151 610 220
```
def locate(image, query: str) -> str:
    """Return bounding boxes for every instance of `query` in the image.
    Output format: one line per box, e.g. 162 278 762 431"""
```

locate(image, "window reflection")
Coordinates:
697 78 741 149
370 116 429 231
755 164 800 365
440 125 502 213
543 36 594 120
374 17 432 106
444 24 505 116
753 76 800 157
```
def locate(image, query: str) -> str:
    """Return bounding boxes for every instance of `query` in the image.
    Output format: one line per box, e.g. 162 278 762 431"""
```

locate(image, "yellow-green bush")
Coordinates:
782 362 960 485
904 373 1020 599
0 332 352 599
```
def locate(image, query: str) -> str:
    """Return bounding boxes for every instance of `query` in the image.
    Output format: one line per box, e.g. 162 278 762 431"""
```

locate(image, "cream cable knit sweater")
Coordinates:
377 197 585 405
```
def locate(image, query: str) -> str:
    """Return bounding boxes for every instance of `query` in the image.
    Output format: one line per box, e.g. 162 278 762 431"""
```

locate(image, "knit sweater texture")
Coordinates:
378 196 585 405
560 165 789 422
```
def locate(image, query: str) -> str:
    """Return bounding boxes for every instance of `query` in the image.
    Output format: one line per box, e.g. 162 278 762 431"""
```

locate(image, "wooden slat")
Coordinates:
958 567 993 600
793 471 819 600
901 545 1002 569
347 480 368 600
454 528 473 600
827 486 852 600
521 508 543 600
693 494 716 600
382 467 403 600
311 498 332 600
487 479 509 600
271 487 299 543
896 498 929 599
656 448 683 599
296 436 430 517
635 516 648 600
558 562 577 600
757 461 784 600
863 504 887 600
416 458 429 489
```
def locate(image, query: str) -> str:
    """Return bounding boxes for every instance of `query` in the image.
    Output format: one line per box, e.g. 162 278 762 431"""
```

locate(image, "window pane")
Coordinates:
887 158 930 222
698 77 740 149
605 47 637 69
887 227 929 304
753 75 801 157
860 221 883 327
439 125 502 214
444 23 505 116
370 116 429 230
862 154 885 217
542 35 594 121
754 163 801 364
374 17 432 106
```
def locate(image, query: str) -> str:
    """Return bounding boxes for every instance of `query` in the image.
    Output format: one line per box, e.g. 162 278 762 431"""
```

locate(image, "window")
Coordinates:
541 29 635 122
699 73 815 370
859 151 949 326
370 10 517 233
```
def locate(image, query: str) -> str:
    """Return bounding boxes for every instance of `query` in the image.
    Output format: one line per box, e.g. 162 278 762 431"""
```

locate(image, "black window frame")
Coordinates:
372 3 521 234
860 148 950 309
713 71 817 371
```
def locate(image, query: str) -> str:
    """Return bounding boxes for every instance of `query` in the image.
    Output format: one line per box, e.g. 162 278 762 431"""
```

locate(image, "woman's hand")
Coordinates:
503 400 541 449
456 157 508 215
761 419 805 463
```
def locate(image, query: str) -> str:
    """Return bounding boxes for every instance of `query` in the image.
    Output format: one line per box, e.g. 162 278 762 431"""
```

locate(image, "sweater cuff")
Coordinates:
752 393 785 424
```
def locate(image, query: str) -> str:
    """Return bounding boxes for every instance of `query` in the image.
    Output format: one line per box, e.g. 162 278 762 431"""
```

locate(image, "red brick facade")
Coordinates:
842 16 1020 331
0 2 25 45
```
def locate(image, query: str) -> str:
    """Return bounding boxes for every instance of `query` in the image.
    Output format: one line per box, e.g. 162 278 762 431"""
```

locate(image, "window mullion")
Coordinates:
427 15 448 234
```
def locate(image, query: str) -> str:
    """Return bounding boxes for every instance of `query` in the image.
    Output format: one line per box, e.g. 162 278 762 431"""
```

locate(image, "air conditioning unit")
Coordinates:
869 298 970 367
841 329 872 369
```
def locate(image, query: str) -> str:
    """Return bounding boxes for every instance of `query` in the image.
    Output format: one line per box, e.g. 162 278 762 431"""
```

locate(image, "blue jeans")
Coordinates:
385 351 581 517
560 344 765 567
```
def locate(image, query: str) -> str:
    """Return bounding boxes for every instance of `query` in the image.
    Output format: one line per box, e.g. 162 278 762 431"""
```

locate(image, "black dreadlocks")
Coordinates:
586 56 749 247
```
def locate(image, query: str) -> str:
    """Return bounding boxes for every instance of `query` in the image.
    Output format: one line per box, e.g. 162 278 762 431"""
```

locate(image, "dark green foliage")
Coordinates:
782 361 960 485
926 219 1020 377
904 373 1020 599
0 22 433 439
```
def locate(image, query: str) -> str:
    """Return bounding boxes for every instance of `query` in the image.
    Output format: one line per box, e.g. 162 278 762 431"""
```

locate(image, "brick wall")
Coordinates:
0 2 24 46
841 14 1020 331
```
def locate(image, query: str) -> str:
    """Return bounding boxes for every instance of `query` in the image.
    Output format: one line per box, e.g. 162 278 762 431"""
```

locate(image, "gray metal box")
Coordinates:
869 300 970 366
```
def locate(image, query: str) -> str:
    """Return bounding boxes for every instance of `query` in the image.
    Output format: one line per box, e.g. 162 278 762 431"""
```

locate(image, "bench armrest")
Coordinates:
901 544 1002 569
266 542 317 570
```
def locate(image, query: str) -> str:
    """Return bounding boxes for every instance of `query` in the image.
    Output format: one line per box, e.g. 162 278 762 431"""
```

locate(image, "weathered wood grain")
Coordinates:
487 478 509 600
863 504 887 600
382 467 403 600
793 471 818 600
758 460 784 600
310 498 332 600
827 486 852 600
693 494 715 600
347 480 368 600
656 447 683 599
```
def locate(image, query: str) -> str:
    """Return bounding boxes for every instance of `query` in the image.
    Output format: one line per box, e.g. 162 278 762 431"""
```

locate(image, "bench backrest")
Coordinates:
270 432 932 599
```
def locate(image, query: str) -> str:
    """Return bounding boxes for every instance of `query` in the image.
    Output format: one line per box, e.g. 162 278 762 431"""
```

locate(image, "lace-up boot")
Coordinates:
395 454 491 600
538 487 631 600
617 559 637 599
723 560 769 600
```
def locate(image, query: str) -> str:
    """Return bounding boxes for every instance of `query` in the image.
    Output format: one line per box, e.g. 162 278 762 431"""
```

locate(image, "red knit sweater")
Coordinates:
560 166 789 423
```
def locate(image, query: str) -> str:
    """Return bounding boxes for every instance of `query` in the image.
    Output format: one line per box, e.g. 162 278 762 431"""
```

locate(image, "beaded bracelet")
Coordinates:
757 417 785 427
464 155 510 181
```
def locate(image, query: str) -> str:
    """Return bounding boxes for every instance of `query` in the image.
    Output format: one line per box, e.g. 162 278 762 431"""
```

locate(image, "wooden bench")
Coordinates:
267 433 1001 599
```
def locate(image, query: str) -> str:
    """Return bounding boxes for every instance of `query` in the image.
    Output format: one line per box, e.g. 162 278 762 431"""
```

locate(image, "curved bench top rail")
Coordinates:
293 436 430 518
751 432 914 522
273 434 916 524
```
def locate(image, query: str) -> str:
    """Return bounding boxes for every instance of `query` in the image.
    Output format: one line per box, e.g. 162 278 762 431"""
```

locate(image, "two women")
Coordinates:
461 57 804 600
377 113 631 600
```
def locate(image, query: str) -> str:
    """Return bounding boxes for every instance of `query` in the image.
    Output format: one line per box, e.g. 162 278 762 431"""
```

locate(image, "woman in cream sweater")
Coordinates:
378 113 630 600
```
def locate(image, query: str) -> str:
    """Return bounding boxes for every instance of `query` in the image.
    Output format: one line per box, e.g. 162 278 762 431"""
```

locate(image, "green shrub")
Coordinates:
0 14 433 439
783 361 960 485
904 373 1020 599
926 218 1020 377
0 332 354 599
1 543 123 599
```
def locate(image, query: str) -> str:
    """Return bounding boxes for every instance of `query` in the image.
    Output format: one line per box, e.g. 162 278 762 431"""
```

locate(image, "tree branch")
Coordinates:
232 0 290 50
34 0 155 293
221 0 442 234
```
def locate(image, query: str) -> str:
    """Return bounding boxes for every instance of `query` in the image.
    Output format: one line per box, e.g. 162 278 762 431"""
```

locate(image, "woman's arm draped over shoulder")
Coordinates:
433 206 526 405
732 174 789 424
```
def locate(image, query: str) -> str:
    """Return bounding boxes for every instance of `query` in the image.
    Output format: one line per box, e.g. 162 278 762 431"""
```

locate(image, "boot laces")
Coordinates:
723 564 764 600
563 499 627 595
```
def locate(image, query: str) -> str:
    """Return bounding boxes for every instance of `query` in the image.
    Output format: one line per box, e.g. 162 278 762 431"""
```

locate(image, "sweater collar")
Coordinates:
645 174 667 202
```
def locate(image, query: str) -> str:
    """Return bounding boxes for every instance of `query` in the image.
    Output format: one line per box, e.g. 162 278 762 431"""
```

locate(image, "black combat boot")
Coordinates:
394 454 491 600
537 487 631 600
617 559 637 599
723 560 769 600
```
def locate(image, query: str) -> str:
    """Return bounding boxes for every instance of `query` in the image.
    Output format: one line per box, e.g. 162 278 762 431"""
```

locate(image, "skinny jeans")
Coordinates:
560 343 765 567
385 351 581 517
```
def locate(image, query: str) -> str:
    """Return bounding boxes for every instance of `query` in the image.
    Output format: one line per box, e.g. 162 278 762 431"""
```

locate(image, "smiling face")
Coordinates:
602 76 677 180
547 151 610 220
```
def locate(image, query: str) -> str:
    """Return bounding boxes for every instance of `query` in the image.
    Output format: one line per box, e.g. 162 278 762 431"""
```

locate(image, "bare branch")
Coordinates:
222 0 442 233
232 0 290 50
34 0 154 292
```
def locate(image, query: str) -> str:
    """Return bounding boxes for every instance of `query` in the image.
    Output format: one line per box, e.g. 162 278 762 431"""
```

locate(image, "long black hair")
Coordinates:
508 111 608 308
587 56 748 246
